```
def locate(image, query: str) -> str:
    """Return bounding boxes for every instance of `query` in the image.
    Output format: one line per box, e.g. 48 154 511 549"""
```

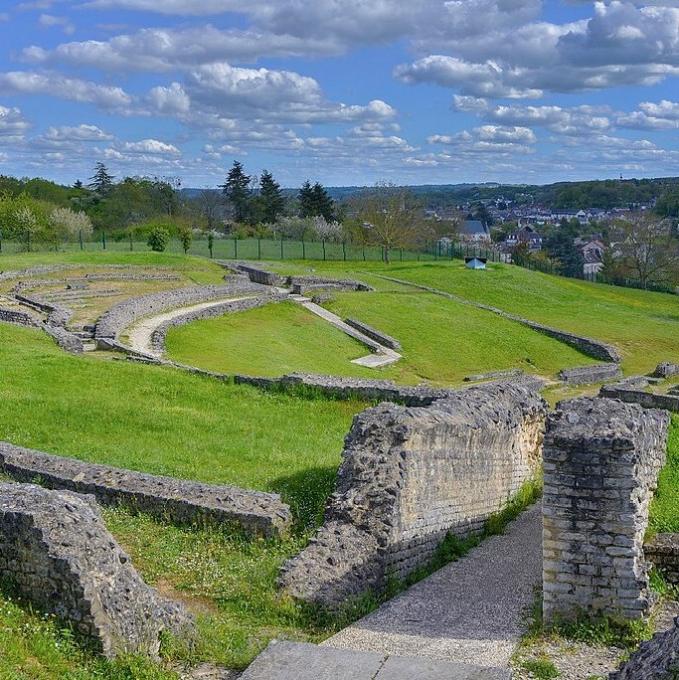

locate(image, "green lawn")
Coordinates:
0 322 366 675
166 277 597 386
650 417 679 534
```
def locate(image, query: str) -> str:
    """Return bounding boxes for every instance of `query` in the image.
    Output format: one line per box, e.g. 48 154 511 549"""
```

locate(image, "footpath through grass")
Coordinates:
0 322 366 675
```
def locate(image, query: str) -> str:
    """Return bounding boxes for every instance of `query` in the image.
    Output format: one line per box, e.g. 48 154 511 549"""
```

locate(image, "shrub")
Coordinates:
179 226 193 254
147 225 170 252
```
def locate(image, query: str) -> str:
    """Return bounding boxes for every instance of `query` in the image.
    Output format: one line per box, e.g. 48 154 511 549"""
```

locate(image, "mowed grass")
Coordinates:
166 278 596 386
377 261 679 376
650 417 679 534
0 322 366 674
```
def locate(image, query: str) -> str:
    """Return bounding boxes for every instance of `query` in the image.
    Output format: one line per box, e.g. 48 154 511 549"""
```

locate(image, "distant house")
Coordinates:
505 226 542 252
465 257 487 270
460 219 491 242
577 238 606 279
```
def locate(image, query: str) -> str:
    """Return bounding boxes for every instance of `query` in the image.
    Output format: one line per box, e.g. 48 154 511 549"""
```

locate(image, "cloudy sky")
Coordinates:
2 1 679 187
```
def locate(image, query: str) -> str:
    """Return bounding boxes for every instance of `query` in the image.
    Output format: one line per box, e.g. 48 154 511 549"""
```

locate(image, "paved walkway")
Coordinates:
324 502 543 669
289 294 402 368
126 296 254 357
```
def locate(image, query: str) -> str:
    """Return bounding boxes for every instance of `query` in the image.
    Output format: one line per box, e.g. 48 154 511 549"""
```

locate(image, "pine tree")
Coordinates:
311 182 335 222
221 161 251 223
88 163 114 195
298 180 314 218
73 179 83 189
259 170 285 224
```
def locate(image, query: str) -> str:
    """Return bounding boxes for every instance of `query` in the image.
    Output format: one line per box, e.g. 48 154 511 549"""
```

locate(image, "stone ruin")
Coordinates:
543 397 670 623
279 381 548 608
0 483 194 658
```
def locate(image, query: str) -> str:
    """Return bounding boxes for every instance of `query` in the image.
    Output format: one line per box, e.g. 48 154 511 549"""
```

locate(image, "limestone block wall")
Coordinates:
94 281 264 339
558 364 623 385
645 534 679 584
0 483 193 658
543 397 670 623
0 307 39 327
600 384 679 413
344 318 401 350
0 441 292 538
278 382 547 608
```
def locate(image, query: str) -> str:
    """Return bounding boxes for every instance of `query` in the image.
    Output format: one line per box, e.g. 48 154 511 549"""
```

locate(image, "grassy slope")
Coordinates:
650 416 679 533
0 322 365 674
379 261 679 375
166 274 596 386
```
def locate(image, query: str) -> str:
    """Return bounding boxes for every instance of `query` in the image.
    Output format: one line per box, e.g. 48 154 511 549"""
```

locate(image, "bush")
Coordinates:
147 225 170 252
179 226 192 254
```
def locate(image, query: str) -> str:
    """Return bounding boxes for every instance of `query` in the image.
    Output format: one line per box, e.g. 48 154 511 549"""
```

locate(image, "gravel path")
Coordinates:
126 296 253 357
324 502 543 670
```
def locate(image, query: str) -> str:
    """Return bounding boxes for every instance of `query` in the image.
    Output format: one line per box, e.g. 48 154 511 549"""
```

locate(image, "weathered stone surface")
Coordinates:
15 291 73 327
542 397 670 623
149 294 284 354
646 534 679 584
609 616 679 679
600 383 679 413
0 482 194 658
0 441 292 537
234 264 287 287
0 307 39 327
95 281 264 340
558 363 623 385
653 362 679 379
344 318 401 350
43 323 85 353
463 368 524 383
288 276 374 295
278 382 547 608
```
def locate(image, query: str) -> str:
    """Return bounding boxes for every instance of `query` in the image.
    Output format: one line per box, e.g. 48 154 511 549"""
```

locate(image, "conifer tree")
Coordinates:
88 163 114 195
259 170 285 224
220 161 251 223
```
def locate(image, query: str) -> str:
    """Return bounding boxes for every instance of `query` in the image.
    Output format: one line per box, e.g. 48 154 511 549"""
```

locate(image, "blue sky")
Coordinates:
1 0 679 188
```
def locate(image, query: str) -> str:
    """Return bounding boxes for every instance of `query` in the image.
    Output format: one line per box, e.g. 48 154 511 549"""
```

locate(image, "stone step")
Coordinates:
239 642 511 680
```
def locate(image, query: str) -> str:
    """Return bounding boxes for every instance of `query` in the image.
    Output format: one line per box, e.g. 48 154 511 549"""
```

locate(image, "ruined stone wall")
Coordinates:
600 384 679 413
0 482 193 658
645 534 679 584
288 276 373 295
94 281 264 339
278 382 547 608
609 616 679 679
558 364 623 385
0 307 39 327
0 441 291 538
344 318 401 350
543 398 670 623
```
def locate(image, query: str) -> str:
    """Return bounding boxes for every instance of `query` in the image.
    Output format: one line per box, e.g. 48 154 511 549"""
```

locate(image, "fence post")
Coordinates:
280 236 284 260
234 237 238 259
400 248 403 261
302 239 305 260
258 238 261 260
363 246 366 261
102 230 106 250
322 240 326 261
342 242 347 261
79 230 84 251
0 230 2 253
129 232 133 251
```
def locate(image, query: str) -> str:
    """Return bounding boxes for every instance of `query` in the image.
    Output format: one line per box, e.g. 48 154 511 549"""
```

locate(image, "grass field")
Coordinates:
650 417 679 534
0 321 366 675
166 272 598 385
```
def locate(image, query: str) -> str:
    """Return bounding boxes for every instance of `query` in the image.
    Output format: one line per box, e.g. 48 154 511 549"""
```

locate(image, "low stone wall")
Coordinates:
375 275 621 363
0 441 292 538
609 617 679 679
149 294 283 354
542 398 670 623
0 482 194 658
464 368 524 383
653 362 679 379
600 384 679 413
94 281 264 339
289 276 373 295
344 318 401 350
0 307 39 327
645 534 679 584
278 382 547 608
15 291 73 327
235 264 286 287
43 323 84 354
558 363 623 385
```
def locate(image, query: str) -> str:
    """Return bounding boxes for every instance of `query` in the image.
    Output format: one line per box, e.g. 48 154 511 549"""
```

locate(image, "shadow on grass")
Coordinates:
268 465 338 533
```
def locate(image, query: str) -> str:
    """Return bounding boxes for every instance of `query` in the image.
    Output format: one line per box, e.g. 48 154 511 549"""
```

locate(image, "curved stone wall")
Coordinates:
94 281 265 340
0 441 292 538
0 482 194 658
278 381 547 608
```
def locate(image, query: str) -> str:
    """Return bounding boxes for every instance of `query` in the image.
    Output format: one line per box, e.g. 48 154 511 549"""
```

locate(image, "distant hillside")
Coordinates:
182 177 679 211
